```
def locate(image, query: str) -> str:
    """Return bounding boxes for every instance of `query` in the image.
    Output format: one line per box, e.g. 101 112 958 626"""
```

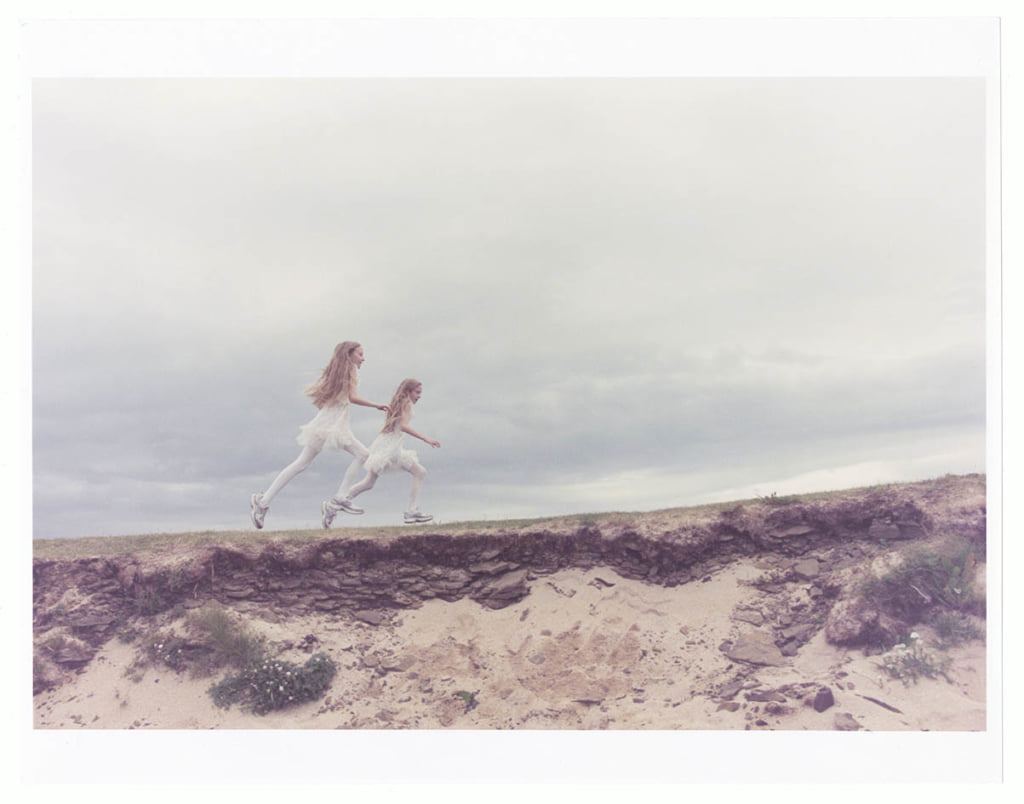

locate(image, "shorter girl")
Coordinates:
322 378 440 526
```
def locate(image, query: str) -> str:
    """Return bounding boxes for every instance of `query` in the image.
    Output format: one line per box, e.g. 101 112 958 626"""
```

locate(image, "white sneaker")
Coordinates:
403 510 433 524
321 499 337 530
250 493 269 530
337 498 364 515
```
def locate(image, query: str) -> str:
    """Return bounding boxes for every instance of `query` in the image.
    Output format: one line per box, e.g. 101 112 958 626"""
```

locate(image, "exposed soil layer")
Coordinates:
34 475 986 679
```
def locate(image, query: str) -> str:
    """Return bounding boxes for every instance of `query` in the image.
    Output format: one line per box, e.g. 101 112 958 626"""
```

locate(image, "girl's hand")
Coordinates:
379 405 391 413
428 439 441 449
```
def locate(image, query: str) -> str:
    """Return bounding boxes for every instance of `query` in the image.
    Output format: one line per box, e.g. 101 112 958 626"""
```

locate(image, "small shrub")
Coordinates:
186 603 267 672
143 632 191 672
208 652 336 715
930 611 983 648
114 619 140 643
454 690 479 712
876 633 951 685
860 539 977 621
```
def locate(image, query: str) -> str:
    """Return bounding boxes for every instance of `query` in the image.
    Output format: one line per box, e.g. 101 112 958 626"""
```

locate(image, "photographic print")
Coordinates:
22 16 1001 784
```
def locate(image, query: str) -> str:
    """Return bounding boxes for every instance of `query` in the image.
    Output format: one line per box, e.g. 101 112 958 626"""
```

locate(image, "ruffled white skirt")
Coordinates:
296 402 359 451
363 429 419 474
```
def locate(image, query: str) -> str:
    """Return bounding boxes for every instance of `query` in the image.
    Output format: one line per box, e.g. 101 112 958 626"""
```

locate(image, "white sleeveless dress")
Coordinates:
364 415 419 474
296 400 358 451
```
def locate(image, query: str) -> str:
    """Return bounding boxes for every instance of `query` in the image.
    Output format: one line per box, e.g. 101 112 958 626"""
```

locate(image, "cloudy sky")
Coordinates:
29 21 993 540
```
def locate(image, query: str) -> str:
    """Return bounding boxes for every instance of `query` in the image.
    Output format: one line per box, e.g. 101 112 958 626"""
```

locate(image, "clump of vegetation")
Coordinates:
209 653 337 714
186 602 267 676
143 631 192 672
454 690 479 712
859 535 980 623
877 632 951 686
929 611 983 649
757 492 801 506
115 620 140 643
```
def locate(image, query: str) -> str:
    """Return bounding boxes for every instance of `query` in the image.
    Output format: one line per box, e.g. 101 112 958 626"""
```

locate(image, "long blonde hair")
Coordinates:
381 378 421 433
305 341 360 408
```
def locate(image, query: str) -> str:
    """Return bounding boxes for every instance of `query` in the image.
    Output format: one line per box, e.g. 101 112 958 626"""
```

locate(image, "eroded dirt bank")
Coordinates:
32 474 987 730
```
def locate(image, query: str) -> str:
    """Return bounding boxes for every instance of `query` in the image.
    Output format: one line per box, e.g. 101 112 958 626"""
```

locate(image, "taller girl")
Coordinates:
249 341 389 529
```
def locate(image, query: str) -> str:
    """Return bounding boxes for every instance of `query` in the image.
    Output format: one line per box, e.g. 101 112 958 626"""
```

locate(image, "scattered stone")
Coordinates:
733 608 765 626
723 632 787 667
379 656 415 673
362 654 380 668
780 640 799 657
834 712 862 731
716 679 744 700
780 623 814 642
353 610 386 626
717 702 741 712
589 577 616 588
793 558 820 579
813 687 835 712
745 689 787 703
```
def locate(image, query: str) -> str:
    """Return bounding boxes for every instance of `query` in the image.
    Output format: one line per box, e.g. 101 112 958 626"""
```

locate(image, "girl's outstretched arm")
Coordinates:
399 408 440 447
401 424 440 448
347 373 390 412
350 393 389 413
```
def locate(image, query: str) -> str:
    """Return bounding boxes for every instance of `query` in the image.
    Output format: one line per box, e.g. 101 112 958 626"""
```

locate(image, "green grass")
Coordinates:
186 602 267 672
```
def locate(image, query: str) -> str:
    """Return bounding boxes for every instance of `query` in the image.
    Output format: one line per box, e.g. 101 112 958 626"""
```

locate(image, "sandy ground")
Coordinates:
33 562 985 731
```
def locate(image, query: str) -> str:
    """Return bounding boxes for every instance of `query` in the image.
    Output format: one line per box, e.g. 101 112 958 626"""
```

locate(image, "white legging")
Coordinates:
346 461 426 512
260 439 369 506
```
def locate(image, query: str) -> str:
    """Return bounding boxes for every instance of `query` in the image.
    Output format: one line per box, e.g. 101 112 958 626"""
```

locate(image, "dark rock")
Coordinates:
780 640 800 657
717 702 741 712
813 687 835 712
354 610 386 625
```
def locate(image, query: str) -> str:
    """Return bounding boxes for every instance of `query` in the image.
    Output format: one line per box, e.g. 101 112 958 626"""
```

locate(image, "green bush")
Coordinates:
860 538 978 622
208 652 336 715
186 603 267 672
930 611 983 648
